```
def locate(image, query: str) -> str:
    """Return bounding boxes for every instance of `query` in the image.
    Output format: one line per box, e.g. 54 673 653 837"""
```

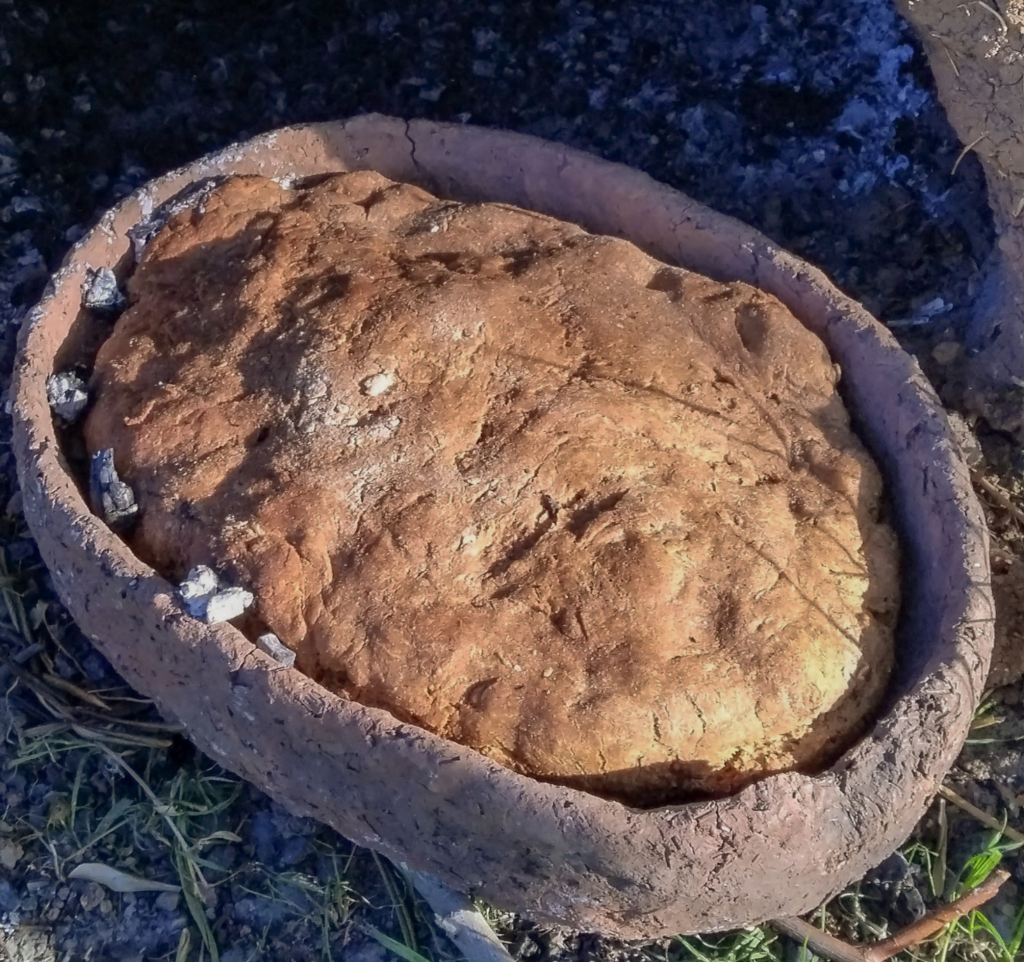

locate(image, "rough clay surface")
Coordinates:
83 173 899 803
11 118 993 937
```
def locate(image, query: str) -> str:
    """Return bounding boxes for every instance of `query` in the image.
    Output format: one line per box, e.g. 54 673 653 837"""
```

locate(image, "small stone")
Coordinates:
46 371 89 422
78 881 105 913
931 341 962 365
89 449 139 528
81 267 126 315
11 195 43 214
155 890 180 912
0 839 24 870
256 632 296 668
203 587 254 623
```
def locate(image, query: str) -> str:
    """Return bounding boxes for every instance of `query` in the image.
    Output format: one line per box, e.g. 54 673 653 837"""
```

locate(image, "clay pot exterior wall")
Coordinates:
12 116 993 937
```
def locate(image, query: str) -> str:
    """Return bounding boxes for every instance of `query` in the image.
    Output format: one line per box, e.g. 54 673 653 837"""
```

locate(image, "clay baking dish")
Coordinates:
12 115 994 938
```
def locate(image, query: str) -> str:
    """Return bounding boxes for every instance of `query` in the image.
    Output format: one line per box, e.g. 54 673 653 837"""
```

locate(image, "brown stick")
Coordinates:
771 869 1010 962
971 471 1024 526
771 918 865 962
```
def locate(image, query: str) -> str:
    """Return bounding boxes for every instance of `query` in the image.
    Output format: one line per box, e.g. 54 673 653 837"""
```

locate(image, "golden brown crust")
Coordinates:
83 172 899 802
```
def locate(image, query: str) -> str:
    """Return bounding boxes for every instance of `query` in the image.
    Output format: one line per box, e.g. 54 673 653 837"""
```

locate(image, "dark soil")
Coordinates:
1 0 1021 960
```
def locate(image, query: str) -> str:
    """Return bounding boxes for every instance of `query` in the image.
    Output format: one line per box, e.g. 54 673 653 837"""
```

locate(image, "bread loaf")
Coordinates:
83 172 899 804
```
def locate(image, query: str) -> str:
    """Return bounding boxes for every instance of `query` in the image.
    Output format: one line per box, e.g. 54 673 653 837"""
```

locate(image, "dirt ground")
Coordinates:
1 1 1023 960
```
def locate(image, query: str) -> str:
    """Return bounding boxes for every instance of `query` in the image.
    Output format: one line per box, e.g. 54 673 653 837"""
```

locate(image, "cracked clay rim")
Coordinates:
12 115 994 938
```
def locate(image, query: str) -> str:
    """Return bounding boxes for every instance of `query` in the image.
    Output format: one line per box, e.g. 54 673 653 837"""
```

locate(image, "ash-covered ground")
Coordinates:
0 1 1017 961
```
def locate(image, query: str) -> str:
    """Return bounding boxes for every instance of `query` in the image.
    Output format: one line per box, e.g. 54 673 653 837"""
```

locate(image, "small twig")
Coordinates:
0 642 44 687
871 870 1008 957
42 672 111 710
972 470 1024 524
976 1 1010 39
771 918 863 962
71 722 172 749
938 784 1024 843
12 642 43 664
941 39 961 78
951 133 989 176
933 796 948 897
772 870 1010 962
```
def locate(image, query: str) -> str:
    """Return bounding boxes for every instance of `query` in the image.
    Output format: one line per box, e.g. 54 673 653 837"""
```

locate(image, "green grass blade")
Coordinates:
961 909 1012 962
175 929 191 962
958 847 1004 893
359 923 433 962
174 846 219 962
1006 898 1024 960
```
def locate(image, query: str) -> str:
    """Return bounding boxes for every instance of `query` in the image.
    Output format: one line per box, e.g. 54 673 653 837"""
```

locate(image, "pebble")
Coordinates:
178 565 220 614
79 882 105 913
360 371 395 397
0 880 19 912
256 632 296 668
0 839 24 870
931 341 962 365
154 890 180 913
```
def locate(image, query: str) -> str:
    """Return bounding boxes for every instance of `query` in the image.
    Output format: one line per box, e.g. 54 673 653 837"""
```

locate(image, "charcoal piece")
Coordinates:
88 449 138 528
256 632 296 668
127 177 226 262
81 267 126 315
45 371 89 423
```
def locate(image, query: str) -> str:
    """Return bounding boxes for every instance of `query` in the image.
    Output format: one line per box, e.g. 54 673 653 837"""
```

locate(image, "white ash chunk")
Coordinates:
178 565 254 624
46 371 89 422
178 565 220 617
256 632 296 669
360 371 395 397
89 449 138 528
82 267 126 315
203 587 254 624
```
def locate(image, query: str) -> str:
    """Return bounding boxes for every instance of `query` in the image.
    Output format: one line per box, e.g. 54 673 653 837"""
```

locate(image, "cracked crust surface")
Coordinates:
83 172 899 803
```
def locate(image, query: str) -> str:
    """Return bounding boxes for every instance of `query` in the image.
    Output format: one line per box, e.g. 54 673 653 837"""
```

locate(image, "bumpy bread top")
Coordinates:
84 172 899 804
